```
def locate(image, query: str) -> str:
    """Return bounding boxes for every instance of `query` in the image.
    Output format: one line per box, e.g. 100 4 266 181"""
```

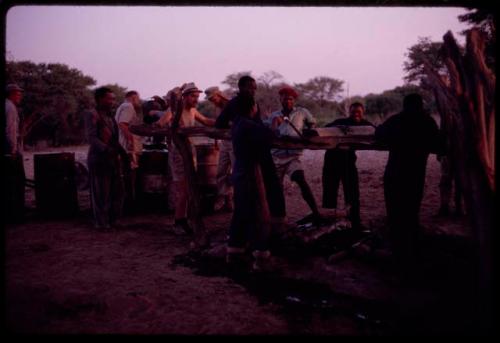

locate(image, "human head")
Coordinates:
349 102 365 123
238 75 257 97
165 87 182 107
205 86 228 108
279 86 298 112
125 90 141 109
181 82 203 109
94 86 116 111
403 93 424 114
151 95 167 110
6 83 23 106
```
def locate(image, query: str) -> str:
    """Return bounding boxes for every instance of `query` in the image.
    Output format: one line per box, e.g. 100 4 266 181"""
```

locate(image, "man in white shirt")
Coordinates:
115 90 143 211
205 86 233 212
265 86 321 226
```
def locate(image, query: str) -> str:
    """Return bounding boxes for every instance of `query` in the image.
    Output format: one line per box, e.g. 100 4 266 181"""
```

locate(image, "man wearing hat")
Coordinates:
265 86 321 226
3 83 26 223
157 82 215 234
205 86 233 212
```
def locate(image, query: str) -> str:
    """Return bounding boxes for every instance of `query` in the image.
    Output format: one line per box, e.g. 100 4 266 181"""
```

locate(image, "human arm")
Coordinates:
215 99 234 129
194 109 215 127
155 109 173 127
303 108 316 128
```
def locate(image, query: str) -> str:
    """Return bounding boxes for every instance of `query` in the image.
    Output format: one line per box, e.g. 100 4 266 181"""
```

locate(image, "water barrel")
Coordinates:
34 152 78 218
137 151 171 212
195 143 219 187
195 143 220 213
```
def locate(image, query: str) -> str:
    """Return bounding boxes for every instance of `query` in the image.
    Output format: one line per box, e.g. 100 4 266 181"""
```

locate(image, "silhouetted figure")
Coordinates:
227 95 277 270
375 93 441 266
3 83 25 224
216 76 286 221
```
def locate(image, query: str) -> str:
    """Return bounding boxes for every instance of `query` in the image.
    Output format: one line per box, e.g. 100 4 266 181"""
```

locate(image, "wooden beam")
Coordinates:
130 124 386 151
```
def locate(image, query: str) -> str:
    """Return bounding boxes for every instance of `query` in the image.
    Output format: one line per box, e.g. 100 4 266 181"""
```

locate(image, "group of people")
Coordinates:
4 78 450 270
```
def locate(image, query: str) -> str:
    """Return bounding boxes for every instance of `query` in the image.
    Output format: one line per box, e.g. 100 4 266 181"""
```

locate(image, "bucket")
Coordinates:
195 143 219 188
195 143 220 213
137 151 171 212
34 152 78 218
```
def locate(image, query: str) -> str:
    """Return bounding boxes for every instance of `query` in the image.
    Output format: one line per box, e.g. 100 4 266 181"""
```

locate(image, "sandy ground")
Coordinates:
5 145 475 334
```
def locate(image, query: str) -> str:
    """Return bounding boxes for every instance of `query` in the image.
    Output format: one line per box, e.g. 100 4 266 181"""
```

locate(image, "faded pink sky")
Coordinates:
6 6 468 99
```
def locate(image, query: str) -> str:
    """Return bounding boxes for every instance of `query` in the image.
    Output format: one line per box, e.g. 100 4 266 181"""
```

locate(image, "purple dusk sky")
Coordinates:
6 6 468 99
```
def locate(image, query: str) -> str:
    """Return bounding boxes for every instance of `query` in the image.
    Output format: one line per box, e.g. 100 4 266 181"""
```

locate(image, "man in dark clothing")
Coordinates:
216 76 286 220
375 93 441 265
84 87 125 229
322 102 373 230
228 96 274 252
215 75 258 129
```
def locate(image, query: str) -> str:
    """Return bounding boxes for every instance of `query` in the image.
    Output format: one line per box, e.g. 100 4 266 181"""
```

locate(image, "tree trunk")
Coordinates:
424 29 495 332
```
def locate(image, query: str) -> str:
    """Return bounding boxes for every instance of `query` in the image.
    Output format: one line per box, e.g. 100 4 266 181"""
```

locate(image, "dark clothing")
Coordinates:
217 94 285 218
84 109 125 228
322 117 373 227
215 94 262 129
229 115 283 250
375 110 441 261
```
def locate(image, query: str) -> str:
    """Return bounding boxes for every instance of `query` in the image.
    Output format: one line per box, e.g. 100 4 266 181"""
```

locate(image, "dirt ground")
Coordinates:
5 145 479 335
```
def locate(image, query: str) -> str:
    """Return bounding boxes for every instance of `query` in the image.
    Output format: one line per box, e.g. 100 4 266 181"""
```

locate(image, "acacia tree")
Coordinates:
6 61 96 146
403 37 448 85
256 70 286 117
294 76 344 108
220 70 252 97
459 6 495 70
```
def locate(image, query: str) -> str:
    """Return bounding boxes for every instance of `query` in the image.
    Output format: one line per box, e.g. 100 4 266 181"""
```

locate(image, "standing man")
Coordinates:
115 90 143 212
322 102 373 231
266 86 321 225
3 84 25 223
205 86 233 212
84 86 125 230
375 93 441 266
215 76 286 223
228 95 278 270
157 82 215 234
